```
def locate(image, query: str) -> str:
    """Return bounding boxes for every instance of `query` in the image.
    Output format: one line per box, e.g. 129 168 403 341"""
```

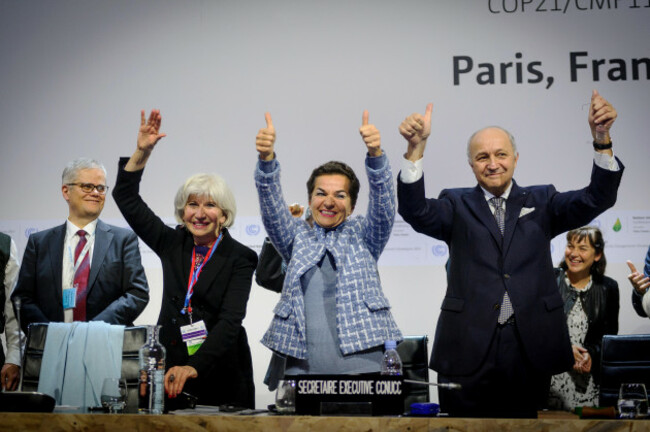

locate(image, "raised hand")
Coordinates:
137 109 166 152
627 261 650 295
359 110 382 157
399 103 433 162
588 90 616 144
256 112 276 161
289 203 305 218
125 109 167 172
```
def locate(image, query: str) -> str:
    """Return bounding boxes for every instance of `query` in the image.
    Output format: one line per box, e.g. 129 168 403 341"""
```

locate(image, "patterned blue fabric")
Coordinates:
255 154 402 359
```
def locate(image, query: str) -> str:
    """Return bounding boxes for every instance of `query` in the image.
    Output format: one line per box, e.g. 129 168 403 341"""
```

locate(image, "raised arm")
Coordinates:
588 89 616 157
112 110 173 254
359 110 394 259
124 109 167 172
256 112 276 161
254 113 297 262
359 110 382 157
399 103 433 162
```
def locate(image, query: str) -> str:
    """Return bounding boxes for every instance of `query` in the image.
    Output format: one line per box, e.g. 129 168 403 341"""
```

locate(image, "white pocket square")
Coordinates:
519 207 535 218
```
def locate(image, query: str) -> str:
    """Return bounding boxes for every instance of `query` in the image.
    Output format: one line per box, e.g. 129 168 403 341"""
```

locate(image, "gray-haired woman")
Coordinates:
113 110 256 409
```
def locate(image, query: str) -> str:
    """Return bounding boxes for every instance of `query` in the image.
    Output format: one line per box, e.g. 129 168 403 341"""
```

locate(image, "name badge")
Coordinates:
180 320 207 356
62 286 77 310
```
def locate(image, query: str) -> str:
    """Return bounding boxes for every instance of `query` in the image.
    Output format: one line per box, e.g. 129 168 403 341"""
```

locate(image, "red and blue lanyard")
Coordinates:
181 232 223 320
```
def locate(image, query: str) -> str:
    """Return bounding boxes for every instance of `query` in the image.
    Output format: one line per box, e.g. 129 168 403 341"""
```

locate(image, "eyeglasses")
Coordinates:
67 183 109 194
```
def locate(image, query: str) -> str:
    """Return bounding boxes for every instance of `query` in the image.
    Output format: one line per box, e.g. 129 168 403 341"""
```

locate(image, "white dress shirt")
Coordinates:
3 239 21 365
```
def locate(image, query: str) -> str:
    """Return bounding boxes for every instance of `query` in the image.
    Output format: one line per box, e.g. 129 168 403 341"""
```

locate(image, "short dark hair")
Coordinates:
306 161 360 209
559 226 607 280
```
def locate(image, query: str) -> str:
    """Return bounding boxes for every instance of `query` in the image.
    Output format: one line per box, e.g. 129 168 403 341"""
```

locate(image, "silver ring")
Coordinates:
169 374 175 383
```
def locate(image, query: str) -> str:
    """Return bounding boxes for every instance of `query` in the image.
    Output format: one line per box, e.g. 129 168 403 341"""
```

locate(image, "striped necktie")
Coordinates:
490 197 513 324
73 230 90 321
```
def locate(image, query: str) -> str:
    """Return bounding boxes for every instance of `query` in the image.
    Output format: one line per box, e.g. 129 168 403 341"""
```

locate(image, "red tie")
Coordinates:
73 230 90 321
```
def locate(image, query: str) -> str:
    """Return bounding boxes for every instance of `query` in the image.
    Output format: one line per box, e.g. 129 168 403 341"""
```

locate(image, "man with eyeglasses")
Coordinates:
11 158 149 332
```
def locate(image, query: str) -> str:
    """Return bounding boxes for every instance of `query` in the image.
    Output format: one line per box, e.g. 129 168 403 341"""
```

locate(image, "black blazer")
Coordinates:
556 268 619 383
12 220 149 333
397 160 624 377
113 159 257 408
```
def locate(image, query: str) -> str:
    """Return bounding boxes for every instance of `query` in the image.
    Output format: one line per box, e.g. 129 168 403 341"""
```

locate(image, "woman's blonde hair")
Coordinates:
173 173 236 228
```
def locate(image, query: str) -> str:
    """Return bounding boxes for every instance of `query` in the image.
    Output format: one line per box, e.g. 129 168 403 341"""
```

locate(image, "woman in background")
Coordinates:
113 110 256 408
548 226 619 410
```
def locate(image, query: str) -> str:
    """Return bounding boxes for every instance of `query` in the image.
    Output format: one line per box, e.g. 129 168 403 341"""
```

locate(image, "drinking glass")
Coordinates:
618 383 648 419
275 379 296 414
101 378 128 413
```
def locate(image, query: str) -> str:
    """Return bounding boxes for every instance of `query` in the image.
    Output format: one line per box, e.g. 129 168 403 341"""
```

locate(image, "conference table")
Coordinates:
1 410 648 431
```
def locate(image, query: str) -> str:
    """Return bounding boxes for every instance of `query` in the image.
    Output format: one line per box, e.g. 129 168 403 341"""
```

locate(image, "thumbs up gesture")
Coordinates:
399 103 433 162
359 110 382 157
627 261 650 295
256 112 276 161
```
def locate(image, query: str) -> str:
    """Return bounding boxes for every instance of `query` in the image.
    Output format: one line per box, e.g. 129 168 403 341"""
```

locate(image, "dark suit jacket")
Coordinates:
397 160 624 377
11 220 149 333
113 159 257 408
255 237 285 293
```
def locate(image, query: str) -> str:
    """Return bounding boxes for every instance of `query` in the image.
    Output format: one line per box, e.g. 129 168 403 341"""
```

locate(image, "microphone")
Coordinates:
404 379 462 390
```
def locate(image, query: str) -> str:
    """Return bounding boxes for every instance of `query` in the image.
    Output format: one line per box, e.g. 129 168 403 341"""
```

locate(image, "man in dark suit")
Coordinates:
12 158 149 333
397 91 623 417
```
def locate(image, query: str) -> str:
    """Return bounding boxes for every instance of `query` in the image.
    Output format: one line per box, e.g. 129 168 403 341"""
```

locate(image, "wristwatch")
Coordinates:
593 140 613 150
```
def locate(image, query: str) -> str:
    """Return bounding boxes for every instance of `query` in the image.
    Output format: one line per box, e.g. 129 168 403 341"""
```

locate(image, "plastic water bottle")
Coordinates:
138 325 166 414
381 340 403 376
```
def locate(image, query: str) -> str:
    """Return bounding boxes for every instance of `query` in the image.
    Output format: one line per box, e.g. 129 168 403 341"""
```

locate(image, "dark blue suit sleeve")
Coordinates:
397 174 455 243
92 230 149 324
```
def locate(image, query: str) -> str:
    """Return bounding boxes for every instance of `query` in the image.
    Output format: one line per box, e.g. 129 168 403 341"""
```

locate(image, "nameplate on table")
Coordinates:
292 374 404 416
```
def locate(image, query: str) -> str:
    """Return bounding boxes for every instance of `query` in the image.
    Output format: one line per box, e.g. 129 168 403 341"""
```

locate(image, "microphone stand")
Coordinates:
403 379 462 390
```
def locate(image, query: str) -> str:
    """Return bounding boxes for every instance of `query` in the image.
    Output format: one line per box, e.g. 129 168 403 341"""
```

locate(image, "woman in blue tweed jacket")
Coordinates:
255 111 402 377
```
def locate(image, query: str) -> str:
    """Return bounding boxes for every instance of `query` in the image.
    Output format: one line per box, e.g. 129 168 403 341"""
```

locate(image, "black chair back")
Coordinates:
599 334 650 407
21 323 147 413
396 335 430 413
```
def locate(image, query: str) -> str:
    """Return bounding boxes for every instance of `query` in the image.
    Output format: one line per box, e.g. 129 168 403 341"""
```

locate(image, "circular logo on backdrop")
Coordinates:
25 227 38 238
431 244 448 256
245 224 261 236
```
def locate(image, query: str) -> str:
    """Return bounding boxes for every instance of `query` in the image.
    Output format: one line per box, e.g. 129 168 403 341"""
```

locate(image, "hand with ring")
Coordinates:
164 366 197 398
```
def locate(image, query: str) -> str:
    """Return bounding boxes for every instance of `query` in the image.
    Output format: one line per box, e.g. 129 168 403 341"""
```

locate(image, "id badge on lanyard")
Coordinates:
179 232 223 354
63 238 91 310
180 320 208 356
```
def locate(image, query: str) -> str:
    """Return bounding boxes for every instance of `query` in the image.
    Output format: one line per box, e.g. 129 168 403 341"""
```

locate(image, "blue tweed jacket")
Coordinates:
255 154 402 359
